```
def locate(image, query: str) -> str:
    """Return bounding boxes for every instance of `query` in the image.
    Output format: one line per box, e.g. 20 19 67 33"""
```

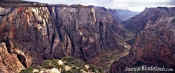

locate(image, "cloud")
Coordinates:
24 0 175 12
108 0 175 11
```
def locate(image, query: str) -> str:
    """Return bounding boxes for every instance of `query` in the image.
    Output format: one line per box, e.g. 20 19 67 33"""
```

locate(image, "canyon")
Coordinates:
0 2 175 73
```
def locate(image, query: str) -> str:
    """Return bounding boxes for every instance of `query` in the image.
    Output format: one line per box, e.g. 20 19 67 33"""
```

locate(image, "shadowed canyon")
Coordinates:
0 1 175 73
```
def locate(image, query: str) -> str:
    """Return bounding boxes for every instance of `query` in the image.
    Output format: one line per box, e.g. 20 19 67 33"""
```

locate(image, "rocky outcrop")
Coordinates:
123 7 175 32
0 42 32 73
0 7 12 23
110 7 175 73
0 3 128 72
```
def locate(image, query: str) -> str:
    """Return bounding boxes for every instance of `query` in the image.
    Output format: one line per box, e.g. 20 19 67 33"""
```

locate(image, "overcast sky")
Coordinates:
24 0 175 12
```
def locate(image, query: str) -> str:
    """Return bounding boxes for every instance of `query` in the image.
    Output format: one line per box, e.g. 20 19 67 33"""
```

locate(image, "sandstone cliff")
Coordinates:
110 7 175 73
0 3 129 73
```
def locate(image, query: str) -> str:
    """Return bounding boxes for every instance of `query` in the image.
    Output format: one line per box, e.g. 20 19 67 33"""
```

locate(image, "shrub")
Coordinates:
20 56 104 73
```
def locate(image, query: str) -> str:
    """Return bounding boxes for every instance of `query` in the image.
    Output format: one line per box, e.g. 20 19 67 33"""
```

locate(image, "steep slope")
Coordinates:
108 9 122 22
0 3 130 73
123 7 175 32
109 9 138 22
110 7 175 73
116 9 138 21
0 42 32 73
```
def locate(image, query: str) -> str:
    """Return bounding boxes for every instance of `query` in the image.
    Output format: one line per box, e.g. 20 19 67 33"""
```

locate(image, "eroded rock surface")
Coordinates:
0 4 128 72
110 7 175 73
0 42 32 73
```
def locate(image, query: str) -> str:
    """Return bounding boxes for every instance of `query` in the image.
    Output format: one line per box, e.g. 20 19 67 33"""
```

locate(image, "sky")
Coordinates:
24 0 175 12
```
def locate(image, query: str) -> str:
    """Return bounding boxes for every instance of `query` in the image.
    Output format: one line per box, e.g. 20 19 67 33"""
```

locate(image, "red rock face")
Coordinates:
110 7 175 73
0 42 32 73
134 30 175 65
0 3 128 72
110 30 175 73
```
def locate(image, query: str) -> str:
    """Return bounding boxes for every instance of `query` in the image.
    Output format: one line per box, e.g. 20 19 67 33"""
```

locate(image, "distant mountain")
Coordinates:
123 7 175 32
115 9 139 21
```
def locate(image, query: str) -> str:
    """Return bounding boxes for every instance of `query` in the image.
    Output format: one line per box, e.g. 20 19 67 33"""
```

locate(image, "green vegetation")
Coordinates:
20 67 34 73
20 56 104 73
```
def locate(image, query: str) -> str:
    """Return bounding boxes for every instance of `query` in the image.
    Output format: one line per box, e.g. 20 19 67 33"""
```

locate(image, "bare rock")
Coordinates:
110 7 175 73
0 42 23 73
